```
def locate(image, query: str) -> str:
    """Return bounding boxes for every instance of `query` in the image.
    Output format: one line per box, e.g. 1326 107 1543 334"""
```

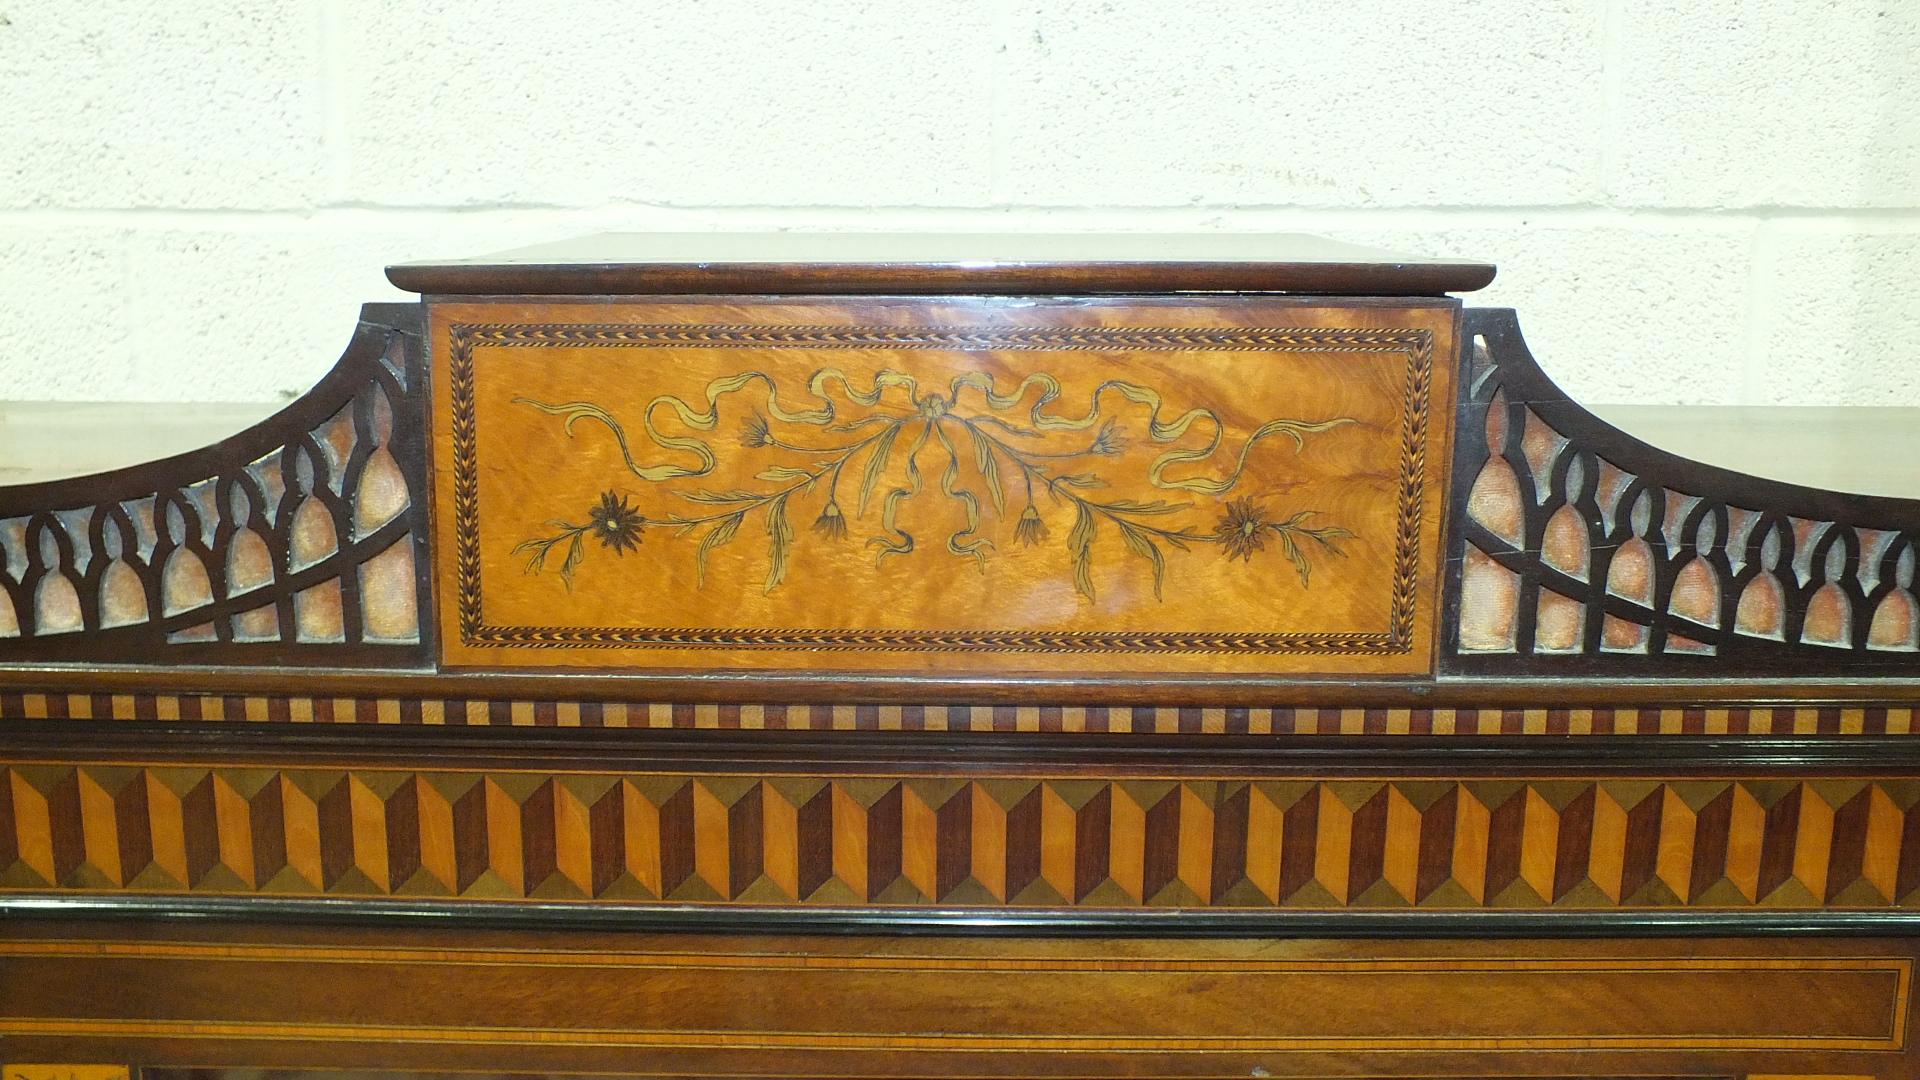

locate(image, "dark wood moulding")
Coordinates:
10 719 1919 774
387 232 1499 296
10 896 1920 937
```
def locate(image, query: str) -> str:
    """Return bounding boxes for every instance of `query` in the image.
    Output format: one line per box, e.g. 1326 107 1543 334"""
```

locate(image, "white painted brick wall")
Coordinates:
0 0 1913 405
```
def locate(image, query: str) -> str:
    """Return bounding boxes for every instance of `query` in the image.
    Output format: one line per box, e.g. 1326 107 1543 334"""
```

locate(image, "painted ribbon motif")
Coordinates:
513 369 1359 599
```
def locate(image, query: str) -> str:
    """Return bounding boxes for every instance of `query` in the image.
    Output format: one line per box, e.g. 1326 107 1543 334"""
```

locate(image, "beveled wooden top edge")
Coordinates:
386 233 1497 296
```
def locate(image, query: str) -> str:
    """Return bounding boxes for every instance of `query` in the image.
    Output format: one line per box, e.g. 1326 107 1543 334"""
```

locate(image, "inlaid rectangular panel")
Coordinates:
9 764 1920 910
0 935 1907 1078
431 297 1458 675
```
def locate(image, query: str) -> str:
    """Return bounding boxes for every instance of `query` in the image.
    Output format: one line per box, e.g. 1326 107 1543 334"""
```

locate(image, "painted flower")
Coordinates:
588 491 645 554
1013 505 1048 547
1214 497 1269 562
813 501 848 540
740 411 772 448
1088 419 1128 457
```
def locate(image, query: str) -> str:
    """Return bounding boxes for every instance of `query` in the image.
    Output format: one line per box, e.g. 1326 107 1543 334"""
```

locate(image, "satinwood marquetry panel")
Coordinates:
433 298 1457 676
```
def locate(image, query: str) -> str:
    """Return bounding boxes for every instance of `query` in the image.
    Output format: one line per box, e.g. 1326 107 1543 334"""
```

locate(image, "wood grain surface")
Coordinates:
0 925 1910 1078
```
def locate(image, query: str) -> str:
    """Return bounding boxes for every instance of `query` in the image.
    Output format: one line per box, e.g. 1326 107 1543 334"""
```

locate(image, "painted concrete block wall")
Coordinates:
0 0 1914 406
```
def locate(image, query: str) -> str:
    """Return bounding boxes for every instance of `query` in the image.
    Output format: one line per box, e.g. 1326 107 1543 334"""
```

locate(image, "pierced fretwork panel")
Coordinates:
1447 309 1920 675
0 306 429 666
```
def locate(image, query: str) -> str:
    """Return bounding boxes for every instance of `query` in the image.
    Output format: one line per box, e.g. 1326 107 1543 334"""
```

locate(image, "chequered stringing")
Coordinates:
2 693 1914 735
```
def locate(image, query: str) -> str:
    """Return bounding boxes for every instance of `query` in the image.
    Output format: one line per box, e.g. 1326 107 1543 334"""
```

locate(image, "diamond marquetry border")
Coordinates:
6 763 1920 909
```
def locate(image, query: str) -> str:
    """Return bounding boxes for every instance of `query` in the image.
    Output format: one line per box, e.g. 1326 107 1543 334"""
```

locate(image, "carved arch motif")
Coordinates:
0 305 430 667
1447 309 1920 675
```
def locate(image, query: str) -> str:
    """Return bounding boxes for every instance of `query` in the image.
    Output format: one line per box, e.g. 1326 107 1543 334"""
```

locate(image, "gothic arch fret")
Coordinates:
0 305 430 667
1447 308 1920 675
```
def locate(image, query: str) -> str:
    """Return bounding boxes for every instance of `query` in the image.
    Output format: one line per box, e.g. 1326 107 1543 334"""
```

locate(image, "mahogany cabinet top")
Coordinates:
386 232 1498 297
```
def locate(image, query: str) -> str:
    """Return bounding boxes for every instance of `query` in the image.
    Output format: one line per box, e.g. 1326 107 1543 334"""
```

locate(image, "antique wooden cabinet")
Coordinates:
2 233 1918 1080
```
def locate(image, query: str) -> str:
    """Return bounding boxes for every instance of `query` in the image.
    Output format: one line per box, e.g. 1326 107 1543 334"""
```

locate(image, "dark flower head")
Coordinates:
588 491 645 555
1215 496 1269 562
1013 504 1048 547
813 500 848 541
1088 419 1128 457
740 412 772 449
